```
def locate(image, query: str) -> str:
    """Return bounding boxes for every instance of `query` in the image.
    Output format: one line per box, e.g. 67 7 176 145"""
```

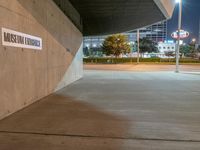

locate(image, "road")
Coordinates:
84 64 200 72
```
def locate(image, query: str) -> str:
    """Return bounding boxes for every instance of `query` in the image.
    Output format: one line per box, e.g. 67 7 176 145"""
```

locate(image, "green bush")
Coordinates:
139 58 161 62
83 57 200 64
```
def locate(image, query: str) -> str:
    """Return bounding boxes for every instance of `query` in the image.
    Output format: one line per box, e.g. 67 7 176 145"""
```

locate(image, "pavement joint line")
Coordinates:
0 130 200 143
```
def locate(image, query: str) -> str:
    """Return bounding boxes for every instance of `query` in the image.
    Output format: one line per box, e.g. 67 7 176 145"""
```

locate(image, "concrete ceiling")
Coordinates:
54 0 175 36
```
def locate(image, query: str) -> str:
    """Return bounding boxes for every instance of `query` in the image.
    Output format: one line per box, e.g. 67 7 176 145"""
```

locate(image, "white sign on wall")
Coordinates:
1 28 42 50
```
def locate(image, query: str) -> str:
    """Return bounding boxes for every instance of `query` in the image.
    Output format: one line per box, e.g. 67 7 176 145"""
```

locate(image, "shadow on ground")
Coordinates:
0 94 130 150
1 71 200 149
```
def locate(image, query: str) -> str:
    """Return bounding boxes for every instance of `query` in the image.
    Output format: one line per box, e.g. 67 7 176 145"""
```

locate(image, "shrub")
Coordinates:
83 58 200 64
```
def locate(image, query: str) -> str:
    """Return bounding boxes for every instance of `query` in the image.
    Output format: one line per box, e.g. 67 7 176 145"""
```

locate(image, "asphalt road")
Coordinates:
84 64 200 72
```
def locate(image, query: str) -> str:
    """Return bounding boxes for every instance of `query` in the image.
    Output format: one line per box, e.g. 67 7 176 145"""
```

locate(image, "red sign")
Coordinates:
171 30 189 39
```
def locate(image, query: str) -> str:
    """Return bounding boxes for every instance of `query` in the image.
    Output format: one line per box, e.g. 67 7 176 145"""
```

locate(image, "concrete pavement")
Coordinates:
0 70 200 149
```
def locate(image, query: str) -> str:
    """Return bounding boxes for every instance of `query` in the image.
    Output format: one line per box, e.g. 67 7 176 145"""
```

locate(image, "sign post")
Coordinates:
137 29 140 64
176 0 182 73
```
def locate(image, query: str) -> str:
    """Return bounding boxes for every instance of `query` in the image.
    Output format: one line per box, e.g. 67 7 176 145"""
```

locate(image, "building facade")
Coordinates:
83 21 168 50
157 41 176 58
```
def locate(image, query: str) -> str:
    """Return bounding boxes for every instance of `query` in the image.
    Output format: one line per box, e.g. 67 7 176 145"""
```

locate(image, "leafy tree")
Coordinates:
137 37 158 54
180 44 197 58
102 34 131 57
180 45 191 57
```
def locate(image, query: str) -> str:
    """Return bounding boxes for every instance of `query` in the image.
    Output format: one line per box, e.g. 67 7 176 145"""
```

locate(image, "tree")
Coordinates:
102 34 131 57
180 44 196 58
137 37 158 54
180 45 191 57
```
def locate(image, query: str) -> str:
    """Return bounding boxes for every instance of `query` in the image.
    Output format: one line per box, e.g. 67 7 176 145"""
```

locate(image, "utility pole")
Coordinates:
198 19 200 45
137 29 140 64
176 0 182 73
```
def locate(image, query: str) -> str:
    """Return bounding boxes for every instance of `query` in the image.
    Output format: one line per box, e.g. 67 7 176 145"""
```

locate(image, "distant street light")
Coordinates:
175 0 182 73
192 38 196 43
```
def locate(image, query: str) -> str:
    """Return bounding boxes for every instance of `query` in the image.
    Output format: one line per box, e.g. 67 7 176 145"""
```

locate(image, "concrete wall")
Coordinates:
55 43 83 92
0 0 83 119
154 0 175 19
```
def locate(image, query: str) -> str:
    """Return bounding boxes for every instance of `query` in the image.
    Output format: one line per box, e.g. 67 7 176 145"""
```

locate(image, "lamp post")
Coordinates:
175 0 182 73
137 29 140 64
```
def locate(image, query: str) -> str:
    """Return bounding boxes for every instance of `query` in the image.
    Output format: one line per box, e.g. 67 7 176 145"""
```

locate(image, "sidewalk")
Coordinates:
0 70 200 149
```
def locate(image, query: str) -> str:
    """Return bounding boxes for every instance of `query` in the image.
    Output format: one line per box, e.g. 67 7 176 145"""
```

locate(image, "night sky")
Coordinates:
167 0 200 43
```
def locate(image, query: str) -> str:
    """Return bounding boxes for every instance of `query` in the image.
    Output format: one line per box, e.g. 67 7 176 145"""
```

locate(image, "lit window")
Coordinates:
93 44 97 47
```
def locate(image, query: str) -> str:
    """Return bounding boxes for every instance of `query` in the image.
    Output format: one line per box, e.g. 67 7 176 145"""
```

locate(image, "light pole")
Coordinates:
137 29 140 64
175 0 182 73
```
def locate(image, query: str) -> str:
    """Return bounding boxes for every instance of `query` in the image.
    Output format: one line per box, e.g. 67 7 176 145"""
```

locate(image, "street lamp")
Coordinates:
192 38 196 43
175 0 182 73
137 29 140 64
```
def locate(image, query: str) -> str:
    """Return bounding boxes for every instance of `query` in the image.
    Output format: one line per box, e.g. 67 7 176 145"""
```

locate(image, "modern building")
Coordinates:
158 41 176 53
157 41 176 58
83 21 168 50
145 20 167 42
0 0 175 120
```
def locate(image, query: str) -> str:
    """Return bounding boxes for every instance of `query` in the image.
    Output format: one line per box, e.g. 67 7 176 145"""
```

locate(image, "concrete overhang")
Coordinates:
54 0 175 36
